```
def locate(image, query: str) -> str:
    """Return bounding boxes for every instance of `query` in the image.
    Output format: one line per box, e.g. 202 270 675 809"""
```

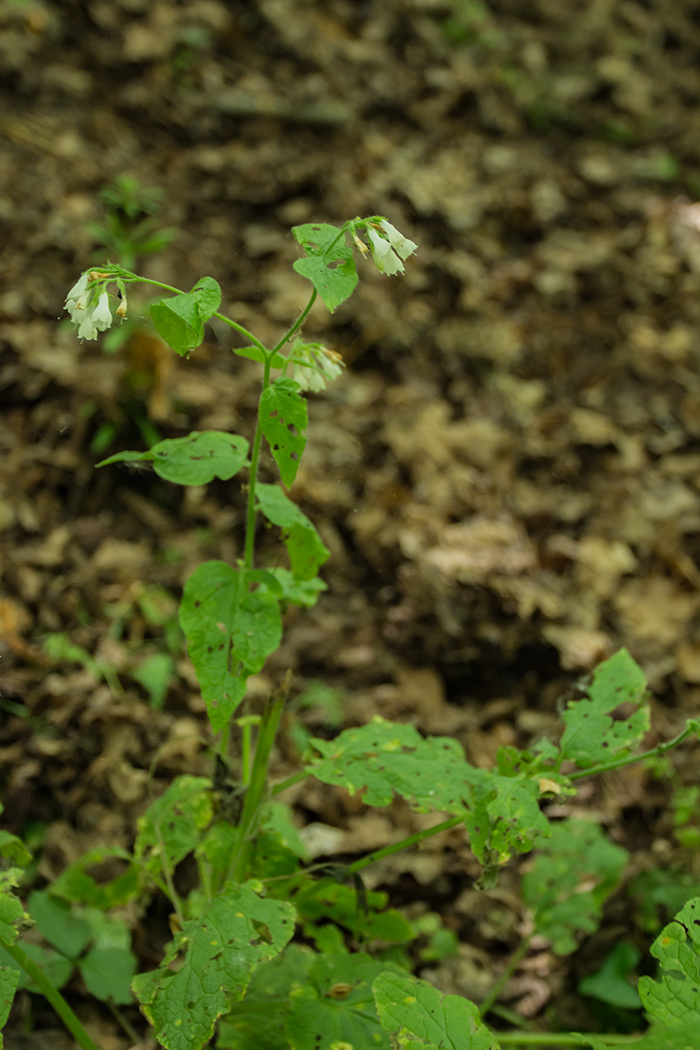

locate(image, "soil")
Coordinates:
2 0 700 1046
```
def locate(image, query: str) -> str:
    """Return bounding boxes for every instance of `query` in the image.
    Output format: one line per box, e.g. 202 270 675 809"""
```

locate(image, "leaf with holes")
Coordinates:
372 971 499 1050
179 562 282 731
305 716 484 812
98 431 249 486
284 952 404 1050
134 775 213 876
559 649 649 769
132 883 295 1050
259 379 307 488
638 896 700 1027
292 222 358 312
523 819 629 955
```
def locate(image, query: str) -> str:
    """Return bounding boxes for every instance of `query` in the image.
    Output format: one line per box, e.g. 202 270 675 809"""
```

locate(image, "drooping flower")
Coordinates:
65 276 115 341
367 227 404 275
378 220 418 261
290 342 345 392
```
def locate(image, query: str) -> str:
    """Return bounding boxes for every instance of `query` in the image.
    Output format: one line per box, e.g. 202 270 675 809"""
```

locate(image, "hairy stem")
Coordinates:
0 937 100 1050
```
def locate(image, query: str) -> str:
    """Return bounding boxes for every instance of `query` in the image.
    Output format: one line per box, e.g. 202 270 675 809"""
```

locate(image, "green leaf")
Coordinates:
134 775 213 875
179 562 282 732
78 913 136 1005
372 972 499 1049
284 522 330 581
218 944 314 1050
292 223 358 312
133 883 295 1050
0 941 74 993
259 378 308 488
80 945 136 1004
256 484 329 581
295 882 414 944
305 718 550 870
559 649 649 768
191 276 222 321
27 890 91 959
234 345 285 368
639 896 700 1027
305 716 483 811
151 292 205 356
262 568 326 607
132 651 175 710
50 847 140 909
523 819 629 955
583 1023 700 1049
0 966 19 1046
579 942 642 1009
98 431 249 486
0 871 29 944
256 483 312 530
284 952 402 1050
0 831 31 868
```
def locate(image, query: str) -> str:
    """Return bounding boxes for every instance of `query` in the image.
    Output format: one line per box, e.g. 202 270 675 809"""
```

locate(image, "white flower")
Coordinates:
367 227 404 275
65 273 89 314
293 364 326 392
66 278 114 341
378 220 418 261
290 342 345 392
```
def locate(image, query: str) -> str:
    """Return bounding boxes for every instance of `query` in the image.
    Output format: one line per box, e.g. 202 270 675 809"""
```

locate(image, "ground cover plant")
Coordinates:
1 217 700 1050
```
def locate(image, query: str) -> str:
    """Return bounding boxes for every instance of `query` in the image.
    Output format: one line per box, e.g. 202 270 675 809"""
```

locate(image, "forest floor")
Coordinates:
2 0 700 1046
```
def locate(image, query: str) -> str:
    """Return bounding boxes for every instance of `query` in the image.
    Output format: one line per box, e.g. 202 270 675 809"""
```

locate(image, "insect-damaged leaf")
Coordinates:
291 223 358 313
97 431 249 486
559 649 649 768
259 379 307 488
133 883 295 1050
179 562 282 731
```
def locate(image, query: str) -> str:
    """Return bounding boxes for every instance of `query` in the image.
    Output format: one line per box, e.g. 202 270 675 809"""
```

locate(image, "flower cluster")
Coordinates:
64 272 125 340
289 341 345 392
366 219 418 276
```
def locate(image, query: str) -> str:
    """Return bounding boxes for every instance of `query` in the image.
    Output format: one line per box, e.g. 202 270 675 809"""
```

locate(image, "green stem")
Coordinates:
569 723 696 782
0 937 100 1050
243 356 272 571
226 678 290 883
346 816 464 875
480 933 532 1018
106 1001 140 1046
271 289 317 355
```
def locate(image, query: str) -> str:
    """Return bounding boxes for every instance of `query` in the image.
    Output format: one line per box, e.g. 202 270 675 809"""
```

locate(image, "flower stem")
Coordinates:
116 271 268 354
0 937 100 1050
272 289 317 355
